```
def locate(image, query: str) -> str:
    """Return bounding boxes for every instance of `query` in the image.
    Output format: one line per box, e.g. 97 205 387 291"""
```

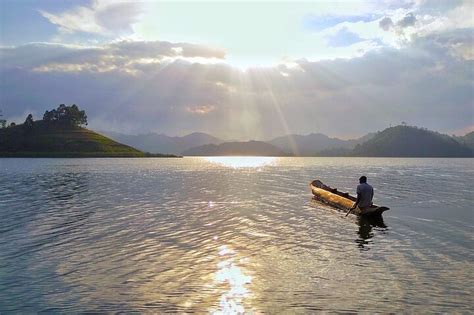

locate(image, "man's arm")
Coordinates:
350 193 361 210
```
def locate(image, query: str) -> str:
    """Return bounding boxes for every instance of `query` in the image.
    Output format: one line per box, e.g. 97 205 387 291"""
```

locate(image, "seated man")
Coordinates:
350 176 374 214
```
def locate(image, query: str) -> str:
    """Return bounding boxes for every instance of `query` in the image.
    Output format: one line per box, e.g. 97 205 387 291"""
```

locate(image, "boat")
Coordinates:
310 179 389 216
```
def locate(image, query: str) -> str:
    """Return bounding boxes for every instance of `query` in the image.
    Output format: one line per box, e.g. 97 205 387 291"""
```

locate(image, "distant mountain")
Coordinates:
0 120 176 157
268 133 374 156
96 127 473 157
352 125 473 157
455 131 474 151
101 131 223 154
182 140 288 156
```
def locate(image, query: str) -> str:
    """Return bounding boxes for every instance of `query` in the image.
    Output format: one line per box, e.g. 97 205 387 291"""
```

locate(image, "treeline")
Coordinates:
1 104 88 130
43 104 87 126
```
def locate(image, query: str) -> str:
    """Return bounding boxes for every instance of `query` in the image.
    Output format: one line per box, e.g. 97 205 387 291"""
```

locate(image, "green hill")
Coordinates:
0 120 175 157
352 125 473 157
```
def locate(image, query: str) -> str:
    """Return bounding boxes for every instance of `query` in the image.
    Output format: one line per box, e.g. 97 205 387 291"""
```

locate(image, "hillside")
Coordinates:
0 120 176 157
268 132 374 156
456 131 474 151
352 125 472 157
102 131 223 154
182 140 288 156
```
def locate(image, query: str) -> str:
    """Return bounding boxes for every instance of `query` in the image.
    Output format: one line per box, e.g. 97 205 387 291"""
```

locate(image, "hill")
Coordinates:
455 131 474 151
268 133 374 156
0 120 176 157
182 140 288 156
102 131 223 154
352 125 472 157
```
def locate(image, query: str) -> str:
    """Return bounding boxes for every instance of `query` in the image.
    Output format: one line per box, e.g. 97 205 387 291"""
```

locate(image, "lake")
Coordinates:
0 157 472 313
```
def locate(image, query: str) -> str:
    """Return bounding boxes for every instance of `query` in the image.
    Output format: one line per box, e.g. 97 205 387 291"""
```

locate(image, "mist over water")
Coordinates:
0 157 472 312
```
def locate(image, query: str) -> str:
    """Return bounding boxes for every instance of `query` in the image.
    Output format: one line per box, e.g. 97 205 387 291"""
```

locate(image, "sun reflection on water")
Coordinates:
212 245 252 314
204 156 277 168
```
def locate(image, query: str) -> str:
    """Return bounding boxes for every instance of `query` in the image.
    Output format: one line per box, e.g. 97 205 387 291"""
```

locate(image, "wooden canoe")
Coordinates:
310 179 389 216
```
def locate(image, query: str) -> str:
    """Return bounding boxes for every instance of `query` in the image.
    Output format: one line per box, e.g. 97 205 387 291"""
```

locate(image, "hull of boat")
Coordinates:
310 180 389 216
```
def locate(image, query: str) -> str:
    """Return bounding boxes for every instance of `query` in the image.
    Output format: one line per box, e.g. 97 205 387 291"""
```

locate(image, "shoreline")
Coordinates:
0 152 182 158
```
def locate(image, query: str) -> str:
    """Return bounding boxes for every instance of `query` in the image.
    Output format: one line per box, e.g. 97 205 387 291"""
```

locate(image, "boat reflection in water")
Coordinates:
309 198 389 251
356 214 388 251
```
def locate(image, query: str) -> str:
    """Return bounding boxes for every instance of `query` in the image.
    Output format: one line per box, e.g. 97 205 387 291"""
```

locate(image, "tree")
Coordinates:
43 110 54 122
65 104 87 126
57 104 67 121
23 113 34 131
43 104 88 126
25 114 34 125
0 110 6 128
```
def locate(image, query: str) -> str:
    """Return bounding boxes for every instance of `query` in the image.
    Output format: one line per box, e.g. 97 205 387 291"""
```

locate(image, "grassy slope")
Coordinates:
0 121 176 157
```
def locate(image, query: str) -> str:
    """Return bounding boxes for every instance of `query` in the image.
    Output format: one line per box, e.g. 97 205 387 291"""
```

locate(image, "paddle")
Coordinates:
347 193 360 216
346 200 358 216
345 207 355 217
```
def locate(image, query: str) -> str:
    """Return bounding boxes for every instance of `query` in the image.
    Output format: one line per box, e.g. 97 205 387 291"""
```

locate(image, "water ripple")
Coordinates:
0 157 472 313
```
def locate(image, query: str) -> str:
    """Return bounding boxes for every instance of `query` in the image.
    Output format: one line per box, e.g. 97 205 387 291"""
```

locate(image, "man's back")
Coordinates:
356 182 374 208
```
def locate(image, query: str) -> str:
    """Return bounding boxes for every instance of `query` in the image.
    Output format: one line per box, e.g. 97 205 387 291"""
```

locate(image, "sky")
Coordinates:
0 0 473 140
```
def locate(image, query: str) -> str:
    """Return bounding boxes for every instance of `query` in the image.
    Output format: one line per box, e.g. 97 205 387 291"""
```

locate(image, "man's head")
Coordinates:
359 176 367 183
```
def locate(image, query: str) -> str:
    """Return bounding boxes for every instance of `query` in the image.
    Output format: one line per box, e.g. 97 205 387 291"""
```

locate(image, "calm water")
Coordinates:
0 157 473 313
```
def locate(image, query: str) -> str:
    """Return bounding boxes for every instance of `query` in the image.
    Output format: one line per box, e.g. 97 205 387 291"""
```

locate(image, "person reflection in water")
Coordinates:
350 176 374 215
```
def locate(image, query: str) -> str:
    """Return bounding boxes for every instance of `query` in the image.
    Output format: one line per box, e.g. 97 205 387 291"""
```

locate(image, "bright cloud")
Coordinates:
186 105 217 115
39 0 143 36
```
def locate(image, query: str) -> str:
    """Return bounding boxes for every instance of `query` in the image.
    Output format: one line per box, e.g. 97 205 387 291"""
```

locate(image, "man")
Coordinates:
350 176 374 215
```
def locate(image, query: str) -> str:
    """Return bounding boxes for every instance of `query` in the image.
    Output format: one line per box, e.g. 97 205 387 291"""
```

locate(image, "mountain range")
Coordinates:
102 130 373 155
101 131 222 155
268 132 375 156
101 126 473 157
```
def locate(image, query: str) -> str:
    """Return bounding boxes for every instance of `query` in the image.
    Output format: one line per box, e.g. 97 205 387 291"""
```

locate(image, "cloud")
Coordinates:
0 40 226 75
186 105 217 115
379 17 394 31
1 34 472 139
39 0 143 36
325 27 365 47
304 14 378 32
414 28 474 60
397 12 417 28
1 1 472 139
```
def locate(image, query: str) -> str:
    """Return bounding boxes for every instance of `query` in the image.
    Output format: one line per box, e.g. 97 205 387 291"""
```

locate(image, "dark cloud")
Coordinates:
397 12 417 28
414 28 474 60
379 13 416 32
379 17 394 31
1 37 472 139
